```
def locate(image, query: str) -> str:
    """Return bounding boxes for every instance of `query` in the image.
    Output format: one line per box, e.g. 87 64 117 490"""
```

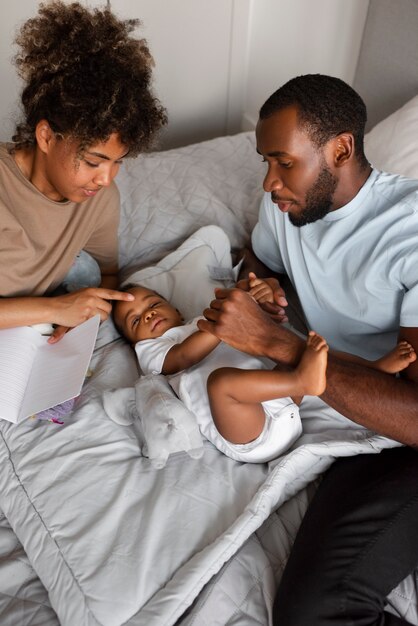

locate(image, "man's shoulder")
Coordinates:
374 170 418 204
358 170 418 225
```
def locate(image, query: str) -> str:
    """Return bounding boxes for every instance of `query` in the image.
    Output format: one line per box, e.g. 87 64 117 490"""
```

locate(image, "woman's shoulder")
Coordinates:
0 144 32 196
0 144 31 186
0 143 14 164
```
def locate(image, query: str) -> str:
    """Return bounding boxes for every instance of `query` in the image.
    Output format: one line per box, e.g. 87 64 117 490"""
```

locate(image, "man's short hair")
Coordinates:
260 74 368 167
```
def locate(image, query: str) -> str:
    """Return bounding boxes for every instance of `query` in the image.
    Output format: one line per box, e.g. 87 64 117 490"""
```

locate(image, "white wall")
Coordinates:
0 1 41 142
0 0 369 149
243 0 370 129
104 0 252 149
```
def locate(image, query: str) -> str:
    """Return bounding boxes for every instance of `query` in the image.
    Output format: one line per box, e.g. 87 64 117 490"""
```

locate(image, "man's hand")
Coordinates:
236 272 288 322
48 287 134 342
198 287 302 361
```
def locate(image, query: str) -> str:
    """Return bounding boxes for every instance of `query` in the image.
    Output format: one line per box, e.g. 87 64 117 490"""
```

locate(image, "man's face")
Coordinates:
256 106 338 227
113 286 184 344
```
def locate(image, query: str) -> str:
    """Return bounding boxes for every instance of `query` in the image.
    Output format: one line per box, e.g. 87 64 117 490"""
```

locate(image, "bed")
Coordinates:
1 1 418 624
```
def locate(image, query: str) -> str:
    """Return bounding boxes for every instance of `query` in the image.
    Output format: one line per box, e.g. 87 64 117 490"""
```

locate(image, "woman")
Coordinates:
0 1 167 341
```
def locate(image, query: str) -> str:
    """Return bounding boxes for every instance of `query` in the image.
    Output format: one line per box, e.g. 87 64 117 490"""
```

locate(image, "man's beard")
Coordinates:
289 164 338 227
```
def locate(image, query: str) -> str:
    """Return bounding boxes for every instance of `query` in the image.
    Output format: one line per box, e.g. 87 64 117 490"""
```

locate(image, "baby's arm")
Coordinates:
162 329 220 375
334 340 416 375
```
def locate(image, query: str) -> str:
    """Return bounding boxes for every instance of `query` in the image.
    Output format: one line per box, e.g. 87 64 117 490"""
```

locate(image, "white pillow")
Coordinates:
364 94 418 179
117 132 264 278
122 225 236 321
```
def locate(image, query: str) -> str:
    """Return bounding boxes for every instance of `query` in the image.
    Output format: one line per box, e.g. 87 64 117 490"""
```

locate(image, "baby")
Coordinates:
113 276 416 463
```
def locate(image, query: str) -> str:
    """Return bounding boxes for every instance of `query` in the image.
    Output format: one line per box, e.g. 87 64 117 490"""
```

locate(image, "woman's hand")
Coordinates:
48 287 134 342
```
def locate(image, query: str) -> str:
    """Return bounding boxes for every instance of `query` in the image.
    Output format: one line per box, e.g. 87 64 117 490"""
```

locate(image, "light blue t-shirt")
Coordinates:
252 169 418 360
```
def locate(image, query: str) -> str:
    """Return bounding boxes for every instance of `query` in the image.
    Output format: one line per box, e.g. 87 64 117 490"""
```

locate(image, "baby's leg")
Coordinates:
207 331 328 444
207 367 268 444
373 341 416 374
292 331 328 396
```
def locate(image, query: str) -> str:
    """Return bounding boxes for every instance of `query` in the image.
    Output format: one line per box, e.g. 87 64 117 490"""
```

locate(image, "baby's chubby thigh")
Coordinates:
179 342 302 462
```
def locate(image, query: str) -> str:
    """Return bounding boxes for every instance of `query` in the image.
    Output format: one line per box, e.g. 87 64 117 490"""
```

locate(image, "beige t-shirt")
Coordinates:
0 143 120 297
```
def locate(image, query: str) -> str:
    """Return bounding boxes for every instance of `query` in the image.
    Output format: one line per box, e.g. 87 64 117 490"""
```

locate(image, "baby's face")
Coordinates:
113 286 183 343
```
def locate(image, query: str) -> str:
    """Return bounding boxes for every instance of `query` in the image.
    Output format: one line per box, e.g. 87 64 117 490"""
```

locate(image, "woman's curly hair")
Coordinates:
12 1 167 155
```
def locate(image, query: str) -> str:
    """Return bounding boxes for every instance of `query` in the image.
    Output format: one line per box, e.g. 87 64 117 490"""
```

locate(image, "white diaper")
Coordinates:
177 342 303 464
205 397 302 463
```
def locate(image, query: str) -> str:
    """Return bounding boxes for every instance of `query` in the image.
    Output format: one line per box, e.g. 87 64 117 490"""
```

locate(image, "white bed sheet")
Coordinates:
0 332 400 625
0 129 417 625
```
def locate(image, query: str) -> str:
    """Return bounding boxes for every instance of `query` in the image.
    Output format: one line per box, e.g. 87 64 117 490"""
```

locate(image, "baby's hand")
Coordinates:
236 272 288 323
248 272 275 304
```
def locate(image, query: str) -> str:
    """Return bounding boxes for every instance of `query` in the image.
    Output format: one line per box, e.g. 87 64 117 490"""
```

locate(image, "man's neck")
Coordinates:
332 164 373 210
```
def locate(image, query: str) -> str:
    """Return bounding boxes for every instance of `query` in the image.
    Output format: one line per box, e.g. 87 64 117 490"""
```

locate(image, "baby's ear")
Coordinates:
176 308 184 321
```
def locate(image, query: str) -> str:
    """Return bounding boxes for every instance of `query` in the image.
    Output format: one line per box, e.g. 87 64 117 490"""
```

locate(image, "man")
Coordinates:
198 74 418 625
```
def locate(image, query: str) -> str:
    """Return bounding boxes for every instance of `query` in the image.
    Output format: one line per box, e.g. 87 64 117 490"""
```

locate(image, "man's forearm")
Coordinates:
322 354 418 447
262 323 306 366
262 327 418 446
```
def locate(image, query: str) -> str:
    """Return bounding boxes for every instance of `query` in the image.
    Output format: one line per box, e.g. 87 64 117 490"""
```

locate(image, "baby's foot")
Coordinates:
295 331 328 396
374 341 416 374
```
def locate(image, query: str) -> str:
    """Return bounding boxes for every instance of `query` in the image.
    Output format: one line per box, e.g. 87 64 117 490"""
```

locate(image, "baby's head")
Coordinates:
113 285 184 344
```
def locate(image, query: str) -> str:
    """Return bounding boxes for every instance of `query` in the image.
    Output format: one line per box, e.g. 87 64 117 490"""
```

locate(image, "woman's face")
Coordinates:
34 129 129 203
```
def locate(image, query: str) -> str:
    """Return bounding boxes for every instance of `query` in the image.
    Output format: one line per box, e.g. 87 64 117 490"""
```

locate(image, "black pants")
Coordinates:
273 446 418 625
